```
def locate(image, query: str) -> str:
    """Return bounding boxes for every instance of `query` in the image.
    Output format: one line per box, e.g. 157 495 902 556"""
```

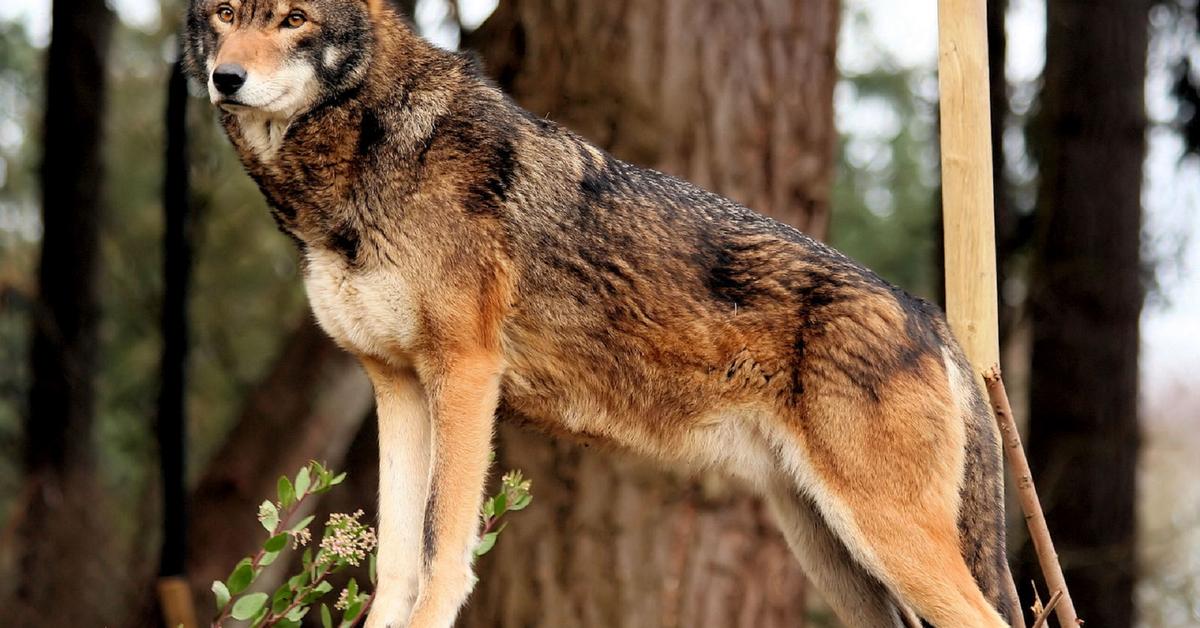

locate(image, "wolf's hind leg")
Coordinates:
766 483 915 628
838 500 1008 627
362 361 432 628
790 456 1010 627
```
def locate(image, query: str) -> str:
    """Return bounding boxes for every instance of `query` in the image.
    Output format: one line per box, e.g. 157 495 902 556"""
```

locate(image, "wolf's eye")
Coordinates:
215 4 234 23
284 11 307 28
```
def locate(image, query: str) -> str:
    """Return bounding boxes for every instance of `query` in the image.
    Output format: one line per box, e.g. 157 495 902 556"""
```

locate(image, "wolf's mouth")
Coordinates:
217 99 250 111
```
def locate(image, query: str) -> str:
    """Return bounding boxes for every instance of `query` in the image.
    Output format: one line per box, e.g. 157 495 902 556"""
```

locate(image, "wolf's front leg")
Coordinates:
392 353 501 628
362 360 432 628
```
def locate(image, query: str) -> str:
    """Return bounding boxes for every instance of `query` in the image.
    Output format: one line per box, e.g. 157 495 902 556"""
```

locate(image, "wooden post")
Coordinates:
157 576 199 628
938 1 1080 626
937 0 999 375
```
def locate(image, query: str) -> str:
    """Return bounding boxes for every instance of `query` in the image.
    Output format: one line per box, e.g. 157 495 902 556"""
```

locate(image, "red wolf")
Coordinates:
186 0 1017 625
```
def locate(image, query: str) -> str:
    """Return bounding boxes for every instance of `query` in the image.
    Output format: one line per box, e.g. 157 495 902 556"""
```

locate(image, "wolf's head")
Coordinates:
184 0 376 119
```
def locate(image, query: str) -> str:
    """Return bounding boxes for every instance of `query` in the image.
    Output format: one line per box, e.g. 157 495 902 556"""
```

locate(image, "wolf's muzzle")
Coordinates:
213 63 248 95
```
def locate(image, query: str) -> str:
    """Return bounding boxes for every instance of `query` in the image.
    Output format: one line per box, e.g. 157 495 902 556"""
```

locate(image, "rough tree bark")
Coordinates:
458 2 839 626
1022 0 1149 624
8 0 115 623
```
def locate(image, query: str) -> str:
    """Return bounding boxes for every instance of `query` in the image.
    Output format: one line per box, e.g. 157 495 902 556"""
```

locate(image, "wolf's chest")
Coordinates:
302 249 422 359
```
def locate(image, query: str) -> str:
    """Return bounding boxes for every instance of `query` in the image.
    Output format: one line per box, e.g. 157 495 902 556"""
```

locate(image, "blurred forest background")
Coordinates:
0 0 1197 626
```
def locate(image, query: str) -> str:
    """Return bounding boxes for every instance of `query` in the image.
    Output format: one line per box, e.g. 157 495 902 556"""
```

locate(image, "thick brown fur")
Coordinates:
186 1 1017 626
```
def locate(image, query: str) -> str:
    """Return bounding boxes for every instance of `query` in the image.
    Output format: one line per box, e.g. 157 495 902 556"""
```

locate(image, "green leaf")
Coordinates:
346 577 358 600
211 580 231 610
272 582 293 613
288 571 309 591
302 547 314 570
301 580 333 604
295 467 311 497
341 600 363 626
286 606 310 622
481 497 494 518
289 514 315 535
227 558 254 595
509 493 532 511
260 548 281 567
259 500 279 532
249 603 270 628
474 531 498 557
321 604 333 628
330 471 347 486
278 475 296 509
230 592 268 620
369 553 377 585
315 463 335 492
493 492 507 516
264 532 289 553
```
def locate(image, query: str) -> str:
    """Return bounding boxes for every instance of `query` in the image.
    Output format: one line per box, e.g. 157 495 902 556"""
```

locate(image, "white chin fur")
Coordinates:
210 61 318 119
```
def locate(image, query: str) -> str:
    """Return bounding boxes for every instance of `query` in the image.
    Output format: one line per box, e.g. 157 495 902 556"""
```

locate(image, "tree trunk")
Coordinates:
988 0 1020 348
461 2 838 625
1022 0 1148 624
158 59 193 583
10 0 115 623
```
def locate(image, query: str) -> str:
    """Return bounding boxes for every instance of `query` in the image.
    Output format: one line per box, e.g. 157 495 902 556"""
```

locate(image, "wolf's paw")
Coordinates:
364 580 417 628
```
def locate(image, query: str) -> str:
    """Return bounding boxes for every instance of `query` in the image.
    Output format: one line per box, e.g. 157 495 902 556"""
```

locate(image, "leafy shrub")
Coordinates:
212 460 531 628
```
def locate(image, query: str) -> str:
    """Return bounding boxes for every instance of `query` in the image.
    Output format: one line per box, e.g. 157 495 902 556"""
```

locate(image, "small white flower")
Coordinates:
289 527 312 549
319 511 378 566
256 502 274 524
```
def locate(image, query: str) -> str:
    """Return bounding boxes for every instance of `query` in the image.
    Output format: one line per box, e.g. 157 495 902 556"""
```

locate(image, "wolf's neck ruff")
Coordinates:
227 108 290 160
212 8 464 249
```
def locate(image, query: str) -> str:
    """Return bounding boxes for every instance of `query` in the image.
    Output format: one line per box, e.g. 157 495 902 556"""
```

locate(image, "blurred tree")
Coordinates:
11 0 116 623
1169 0 1200 158
987 0 1030 348
830 66 941 300
1021 0 1150 624
0 21 42 536
457 1 838 625
153 57 196 626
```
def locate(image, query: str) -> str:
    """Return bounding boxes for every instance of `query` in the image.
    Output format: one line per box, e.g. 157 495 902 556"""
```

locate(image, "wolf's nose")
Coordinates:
212 64 247 95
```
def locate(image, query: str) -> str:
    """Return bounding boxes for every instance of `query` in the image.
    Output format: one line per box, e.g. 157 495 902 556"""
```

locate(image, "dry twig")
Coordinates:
984 365 1082 627
1031 589 1065 628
